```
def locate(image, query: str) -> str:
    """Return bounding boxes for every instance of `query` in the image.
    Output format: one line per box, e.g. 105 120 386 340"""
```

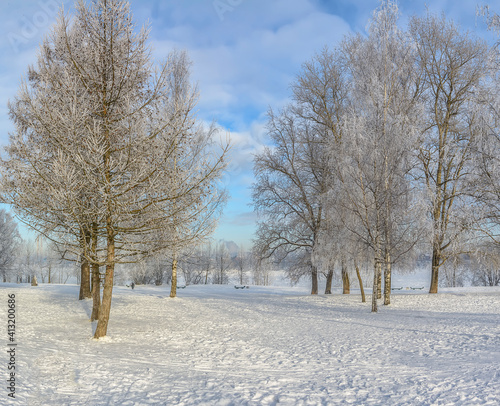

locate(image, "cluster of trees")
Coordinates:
0 233 278 288
0 0 228 338
253 0 500 311
0 210 84 284
1 238 81 285
129 242 275 287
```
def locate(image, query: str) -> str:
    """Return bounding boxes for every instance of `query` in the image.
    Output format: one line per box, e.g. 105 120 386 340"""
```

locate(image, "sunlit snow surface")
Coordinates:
2 282 500 405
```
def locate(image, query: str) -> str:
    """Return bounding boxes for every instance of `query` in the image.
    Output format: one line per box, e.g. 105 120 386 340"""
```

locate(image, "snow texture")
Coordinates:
1 282 500 405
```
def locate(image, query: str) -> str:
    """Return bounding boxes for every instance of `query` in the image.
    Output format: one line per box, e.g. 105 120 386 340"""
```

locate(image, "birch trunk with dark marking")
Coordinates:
384 252 391 305
377 270 382 299
170 255 178 298
372 258 381 313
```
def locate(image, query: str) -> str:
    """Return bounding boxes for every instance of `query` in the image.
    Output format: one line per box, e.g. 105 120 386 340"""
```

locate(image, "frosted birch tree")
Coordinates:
338 0 422 311
1 0 228 338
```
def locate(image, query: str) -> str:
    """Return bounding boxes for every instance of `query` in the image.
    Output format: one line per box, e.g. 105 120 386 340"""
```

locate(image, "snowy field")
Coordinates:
1 282 500 405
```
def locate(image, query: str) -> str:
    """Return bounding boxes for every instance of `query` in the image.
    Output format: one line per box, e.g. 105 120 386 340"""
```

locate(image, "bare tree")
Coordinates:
253 108 329 294
201 243 214 284
472 254 500 286
252 255 274 286
234 245 248 285
213 242 230 284
409 12 491 294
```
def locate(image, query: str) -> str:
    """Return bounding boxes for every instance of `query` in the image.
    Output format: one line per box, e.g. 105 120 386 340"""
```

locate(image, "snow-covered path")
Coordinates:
2 283 500 405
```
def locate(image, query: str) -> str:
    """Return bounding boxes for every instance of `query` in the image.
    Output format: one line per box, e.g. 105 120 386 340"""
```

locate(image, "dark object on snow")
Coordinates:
131 282 135 289
234 285 249 289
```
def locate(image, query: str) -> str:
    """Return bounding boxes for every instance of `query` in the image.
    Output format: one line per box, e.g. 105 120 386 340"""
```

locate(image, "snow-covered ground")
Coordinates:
1 281 500 405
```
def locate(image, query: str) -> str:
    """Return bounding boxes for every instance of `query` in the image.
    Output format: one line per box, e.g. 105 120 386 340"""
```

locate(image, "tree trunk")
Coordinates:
342 261 350 294
311 265 318 295
79 258 91 300
377 268 382 299
355 261 366 303
430 247 440 294
91 223 100 322
91 262 100 322
79 229 91 300
372 258 381 313
325 268 333 294
170 256 178 298
94 225 115 339
384 252 391 305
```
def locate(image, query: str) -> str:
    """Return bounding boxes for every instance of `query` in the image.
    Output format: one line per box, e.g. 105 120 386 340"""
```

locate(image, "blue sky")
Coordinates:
0 0 497 247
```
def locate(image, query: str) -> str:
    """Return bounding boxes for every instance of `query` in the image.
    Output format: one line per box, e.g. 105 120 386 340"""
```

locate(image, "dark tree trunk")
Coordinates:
79 230 91 300
79 259 91 300
342 261 350 294
325 268 333 294
91 262 100 322
94 262 113 338
94 221 115 339
91 223 100 322
430 248 440 294
355 261 365 303
311 266 318 295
